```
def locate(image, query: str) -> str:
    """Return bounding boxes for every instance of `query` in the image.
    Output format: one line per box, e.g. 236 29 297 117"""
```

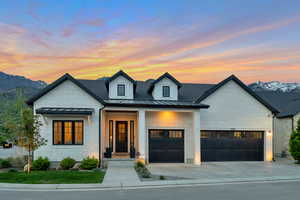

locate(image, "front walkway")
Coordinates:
102 160 140 187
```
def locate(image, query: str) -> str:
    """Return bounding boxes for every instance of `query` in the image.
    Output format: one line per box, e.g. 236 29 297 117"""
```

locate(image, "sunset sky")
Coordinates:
1 0 300 84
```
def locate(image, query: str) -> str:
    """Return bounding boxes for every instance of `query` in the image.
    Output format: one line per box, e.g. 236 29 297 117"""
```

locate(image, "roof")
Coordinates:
256 91 300 118
27 72 300 115
36 107 94 115
148 72 182 93
195 75 279 114
106 70 136 86
104 99 209 108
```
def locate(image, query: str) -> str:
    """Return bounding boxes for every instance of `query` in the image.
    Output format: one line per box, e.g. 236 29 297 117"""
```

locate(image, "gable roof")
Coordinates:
106 70 136 85
195 75 279 114
148 72 182 93
26 73 106 106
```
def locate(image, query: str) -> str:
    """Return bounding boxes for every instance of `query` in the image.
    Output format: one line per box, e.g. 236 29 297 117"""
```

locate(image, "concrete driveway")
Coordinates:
147 158 300 180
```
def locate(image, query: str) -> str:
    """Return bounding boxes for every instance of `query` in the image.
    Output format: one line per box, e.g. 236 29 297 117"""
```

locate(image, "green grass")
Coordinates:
0 170 105 184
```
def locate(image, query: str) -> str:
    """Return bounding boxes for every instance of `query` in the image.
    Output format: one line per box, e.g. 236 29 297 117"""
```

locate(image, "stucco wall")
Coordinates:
33 80 103 161
145 111 194 163
152 78 178 100
200 80 274 161
108 76 134 99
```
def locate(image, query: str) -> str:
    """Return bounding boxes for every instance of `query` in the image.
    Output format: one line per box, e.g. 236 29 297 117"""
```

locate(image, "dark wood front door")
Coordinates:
116 121 128 153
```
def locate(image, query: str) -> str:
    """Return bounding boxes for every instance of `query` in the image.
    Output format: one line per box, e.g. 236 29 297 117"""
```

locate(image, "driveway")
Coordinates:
147 158 300 180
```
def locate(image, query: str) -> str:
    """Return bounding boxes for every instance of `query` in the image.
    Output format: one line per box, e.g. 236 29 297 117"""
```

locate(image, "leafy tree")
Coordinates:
0 90 27 144
5 107 47 172
289 118 300 164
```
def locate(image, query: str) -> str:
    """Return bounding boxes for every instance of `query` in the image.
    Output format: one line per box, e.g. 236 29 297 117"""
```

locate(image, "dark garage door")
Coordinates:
201 130 264 161
149 129 184 163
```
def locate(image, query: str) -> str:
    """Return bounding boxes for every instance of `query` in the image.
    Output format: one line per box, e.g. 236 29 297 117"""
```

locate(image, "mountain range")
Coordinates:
0 71 300 101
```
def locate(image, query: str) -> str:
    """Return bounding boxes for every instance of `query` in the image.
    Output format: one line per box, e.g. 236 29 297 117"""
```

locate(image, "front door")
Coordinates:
116 121 128 152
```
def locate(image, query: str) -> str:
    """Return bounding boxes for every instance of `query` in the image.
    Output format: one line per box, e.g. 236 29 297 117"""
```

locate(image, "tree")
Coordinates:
289 118 300 164
0 90 28 144
5 107 47 172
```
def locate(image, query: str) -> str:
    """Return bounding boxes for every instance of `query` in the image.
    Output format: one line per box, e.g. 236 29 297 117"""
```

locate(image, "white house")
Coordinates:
26 70 280 164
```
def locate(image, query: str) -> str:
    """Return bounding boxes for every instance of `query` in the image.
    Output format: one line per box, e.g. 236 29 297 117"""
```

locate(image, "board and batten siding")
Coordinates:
33 80 103 161
152 78 178 100
199 80 274 161
108 76 134 99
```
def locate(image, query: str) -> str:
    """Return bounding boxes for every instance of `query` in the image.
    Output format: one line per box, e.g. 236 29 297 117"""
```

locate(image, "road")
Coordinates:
0 180 299 200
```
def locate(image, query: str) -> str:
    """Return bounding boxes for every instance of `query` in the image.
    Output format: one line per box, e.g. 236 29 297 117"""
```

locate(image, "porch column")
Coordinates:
138 109 146 162
193 110 201 165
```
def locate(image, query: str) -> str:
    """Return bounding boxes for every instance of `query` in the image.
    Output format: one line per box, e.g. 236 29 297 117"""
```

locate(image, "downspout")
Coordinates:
99 107 104 168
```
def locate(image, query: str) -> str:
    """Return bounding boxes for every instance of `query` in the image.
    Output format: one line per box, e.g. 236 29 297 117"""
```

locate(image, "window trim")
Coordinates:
117 84 126 96
53 120 84 145
162 86 170 97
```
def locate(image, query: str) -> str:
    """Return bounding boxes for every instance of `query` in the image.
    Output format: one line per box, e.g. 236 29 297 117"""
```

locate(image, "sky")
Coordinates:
0 0 300 84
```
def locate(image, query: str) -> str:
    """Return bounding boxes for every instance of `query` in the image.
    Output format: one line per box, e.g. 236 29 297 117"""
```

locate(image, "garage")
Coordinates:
201 130 264 161
149 129 184 163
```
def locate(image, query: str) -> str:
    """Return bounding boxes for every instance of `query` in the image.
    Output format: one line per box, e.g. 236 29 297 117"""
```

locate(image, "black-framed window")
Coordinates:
130 120 134 148
162 86 170 97
53 120 83 145
117 84 125 96
109 120 113 149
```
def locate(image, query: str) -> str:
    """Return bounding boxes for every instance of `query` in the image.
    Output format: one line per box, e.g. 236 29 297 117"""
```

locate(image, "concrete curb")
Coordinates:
1 176 300 191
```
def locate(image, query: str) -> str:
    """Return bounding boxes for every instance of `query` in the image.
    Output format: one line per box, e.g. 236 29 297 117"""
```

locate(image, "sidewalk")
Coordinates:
1 174 300 191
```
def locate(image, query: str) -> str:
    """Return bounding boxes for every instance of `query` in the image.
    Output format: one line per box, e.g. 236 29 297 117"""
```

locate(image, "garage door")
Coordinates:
149 129 184 163
201 130 264 161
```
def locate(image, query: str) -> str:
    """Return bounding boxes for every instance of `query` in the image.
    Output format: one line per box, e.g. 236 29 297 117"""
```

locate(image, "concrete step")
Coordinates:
107 160 135 167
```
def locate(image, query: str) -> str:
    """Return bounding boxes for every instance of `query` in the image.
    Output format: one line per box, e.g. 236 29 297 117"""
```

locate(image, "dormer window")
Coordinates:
162 86 170 97
117 84 125 96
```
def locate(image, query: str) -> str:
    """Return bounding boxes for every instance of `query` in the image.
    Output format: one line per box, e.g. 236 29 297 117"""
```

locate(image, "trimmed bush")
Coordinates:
289 118 300 164
32 157 50 171
80 157 99 170
60 157 76 170
134 161 151 178
135 161 145 168
0 159 12 168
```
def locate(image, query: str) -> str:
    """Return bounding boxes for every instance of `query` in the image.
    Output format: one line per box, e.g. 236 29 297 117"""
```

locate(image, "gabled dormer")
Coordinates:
106 70 136 99
149 72 182 101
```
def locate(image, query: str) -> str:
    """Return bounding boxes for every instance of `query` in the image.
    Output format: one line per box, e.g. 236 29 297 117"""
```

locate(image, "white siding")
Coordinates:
108 76 134 99
152 78 178 100
0 146 26 159
33 80 103 161
200 80 273 161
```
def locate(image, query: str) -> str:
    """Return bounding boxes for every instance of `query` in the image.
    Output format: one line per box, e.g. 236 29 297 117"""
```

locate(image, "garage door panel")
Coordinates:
149 129 184 163
201 131 264 162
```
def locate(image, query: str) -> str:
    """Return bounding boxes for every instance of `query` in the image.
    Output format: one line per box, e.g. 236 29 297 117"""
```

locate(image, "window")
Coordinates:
130 120 134 148
117 84 125 96
162 86 170 97
53 121 83 145
109 120 113 149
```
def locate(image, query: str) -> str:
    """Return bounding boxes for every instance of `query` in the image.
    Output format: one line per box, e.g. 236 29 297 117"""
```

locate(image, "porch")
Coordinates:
100 108 201 164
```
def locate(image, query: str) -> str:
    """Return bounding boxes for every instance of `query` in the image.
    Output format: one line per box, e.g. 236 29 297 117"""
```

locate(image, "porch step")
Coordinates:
107 160 135 167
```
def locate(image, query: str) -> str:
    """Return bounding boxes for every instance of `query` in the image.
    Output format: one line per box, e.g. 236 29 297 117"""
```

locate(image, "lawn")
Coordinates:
0 170 105 184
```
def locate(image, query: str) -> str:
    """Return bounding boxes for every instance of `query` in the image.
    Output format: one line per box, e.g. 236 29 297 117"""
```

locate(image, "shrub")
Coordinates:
159 175 166 180
32 157 50 171
80 157 99 170
289 119 300 164
60 157 76 170
8 169 18 173
7 156 26 168
0 159 12 168
135 161 145 168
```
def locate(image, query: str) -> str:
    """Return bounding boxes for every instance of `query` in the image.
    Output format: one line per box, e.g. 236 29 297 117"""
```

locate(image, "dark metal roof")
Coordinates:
256 91 300 118
195 75 279 114
104 99 209 109
148 72 182 93
36 107 94 115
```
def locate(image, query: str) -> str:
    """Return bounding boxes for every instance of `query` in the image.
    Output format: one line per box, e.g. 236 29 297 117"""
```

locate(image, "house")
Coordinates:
27 70 281 164
255 91 300 157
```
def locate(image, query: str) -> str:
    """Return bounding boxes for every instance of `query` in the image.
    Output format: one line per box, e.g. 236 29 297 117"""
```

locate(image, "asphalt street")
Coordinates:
0 180 299 200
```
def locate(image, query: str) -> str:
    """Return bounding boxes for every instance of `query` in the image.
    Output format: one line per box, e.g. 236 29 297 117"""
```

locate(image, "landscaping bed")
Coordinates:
0 170 105 184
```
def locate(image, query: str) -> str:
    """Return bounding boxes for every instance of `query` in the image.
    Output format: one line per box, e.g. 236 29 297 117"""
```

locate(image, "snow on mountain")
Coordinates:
249 81 300 92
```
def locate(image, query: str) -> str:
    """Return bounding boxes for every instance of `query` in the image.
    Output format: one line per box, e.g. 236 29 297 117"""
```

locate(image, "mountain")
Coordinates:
0 71 47 100
249 81 300 92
